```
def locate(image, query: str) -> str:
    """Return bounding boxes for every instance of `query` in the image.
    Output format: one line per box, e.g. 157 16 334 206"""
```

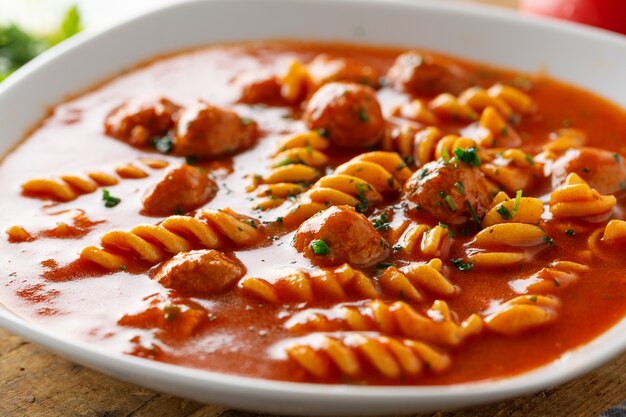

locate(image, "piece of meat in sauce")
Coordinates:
307 54 380 89
237 70 285 105
142 164 217 216
386 51 469 96
404 159 492 225
153 249 245 297
104 97 180 147
174 100 258 158
293 205 390 268
551 147 626 195
303 82 385 148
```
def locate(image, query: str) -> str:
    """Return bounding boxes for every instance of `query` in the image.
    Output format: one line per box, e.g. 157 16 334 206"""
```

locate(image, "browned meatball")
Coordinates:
142 164 217 216
294 205 390 268
237 71 285 105
303 82 385 148
153 249 245 297
104 97 180 147
386 51 468 96
308 54 379 89
174 101 258 158
404 159 492 225
551 147 626 195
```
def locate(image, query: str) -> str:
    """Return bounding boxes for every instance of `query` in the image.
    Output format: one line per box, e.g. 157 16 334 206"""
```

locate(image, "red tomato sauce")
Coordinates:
1 41 626 385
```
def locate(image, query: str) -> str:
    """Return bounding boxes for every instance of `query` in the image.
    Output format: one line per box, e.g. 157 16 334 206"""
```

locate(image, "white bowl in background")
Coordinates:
1 0 626 415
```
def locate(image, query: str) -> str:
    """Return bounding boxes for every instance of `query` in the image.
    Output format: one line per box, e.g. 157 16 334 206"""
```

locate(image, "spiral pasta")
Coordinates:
463 223 550 268
602 219 626 244
482 191 544 227
21 158 169 202
479 148 540 193
485 295 560 335
549 173 616 219
251 131 330 210
511 260 589 294
378 259 456 302
286 298 482 347
394 223 451 258
543 128 587 153
284 151 413 226
80 208 261 270
279 58 312 103
282 332 451 379
239 263 378 304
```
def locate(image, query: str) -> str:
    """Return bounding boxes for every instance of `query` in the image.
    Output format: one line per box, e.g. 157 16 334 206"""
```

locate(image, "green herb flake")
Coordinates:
443 195 457 212
317 128 329 138
529 295 538 302
453 147 481 167
119 265 127 271
163 305 181 321
437 222 448 229
454 181 465 196
441 147 451 163
372 211 391 231
543 235 554 247
185 155 198 166
562 118 573 127
358 109 370 122
513 190 523 216
274 157 295 167
152 136 175 154
466 201 481 228
102 189 121 208
419 168 430 179
500 127 508 138
310 239 330 255
376 262 394 271
496 204 512 220
240 117 254 126
451 258 473 271
525 154 535 166
565 229 576 237
614 153 621 163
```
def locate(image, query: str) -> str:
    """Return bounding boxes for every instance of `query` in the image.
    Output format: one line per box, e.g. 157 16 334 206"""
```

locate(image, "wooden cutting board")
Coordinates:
2 1 625 416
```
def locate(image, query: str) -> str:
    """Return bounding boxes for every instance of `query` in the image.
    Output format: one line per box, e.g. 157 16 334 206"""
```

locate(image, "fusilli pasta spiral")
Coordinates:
282 332 451 379
286 298 482 347
22 158 169 202
80 208 261 270
549 173 616 219
485 295 560 335
251 131 330 210
284 151 412 226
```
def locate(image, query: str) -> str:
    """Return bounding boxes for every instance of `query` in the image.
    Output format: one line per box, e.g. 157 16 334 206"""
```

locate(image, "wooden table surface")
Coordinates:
3 0 626 416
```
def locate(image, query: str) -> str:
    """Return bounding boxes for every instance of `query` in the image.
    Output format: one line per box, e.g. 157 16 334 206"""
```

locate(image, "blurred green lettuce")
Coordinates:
0 5 82 82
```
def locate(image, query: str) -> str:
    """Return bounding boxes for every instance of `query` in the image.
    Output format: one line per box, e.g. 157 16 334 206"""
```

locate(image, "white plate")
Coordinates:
1 0 626 415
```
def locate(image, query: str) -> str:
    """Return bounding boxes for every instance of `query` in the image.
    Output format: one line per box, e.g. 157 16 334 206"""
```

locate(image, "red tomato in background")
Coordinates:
520 0 626 35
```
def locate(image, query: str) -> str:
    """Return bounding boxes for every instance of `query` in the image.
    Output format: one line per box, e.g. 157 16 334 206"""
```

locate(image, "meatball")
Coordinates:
153 249 245 297
174 101 258 159
303 82 385 148
104 97 180 147
404 159 492 225
294 205 390 268
142 164 217 216
237 70 284 105
551 147 626 195
386 51 468 96
308 54 379 89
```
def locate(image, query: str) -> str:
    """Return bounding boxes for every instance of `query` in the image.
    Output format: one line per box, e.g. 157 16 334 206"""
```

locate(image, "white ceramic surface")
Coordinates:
1 0 626 415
